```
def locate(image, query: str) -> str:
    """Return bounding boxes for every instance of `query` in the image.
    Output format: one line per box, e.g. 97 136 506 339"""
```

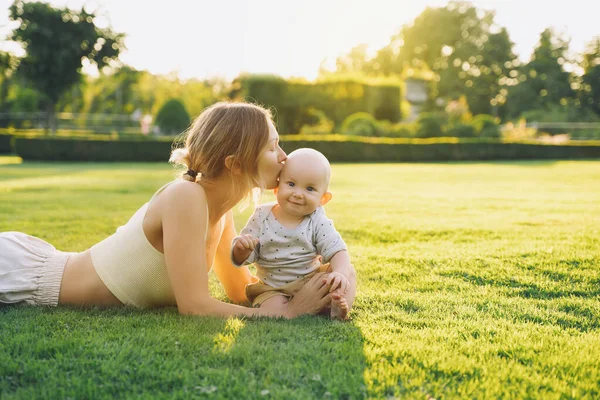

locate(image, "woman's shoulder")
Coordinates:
162 179 206 196
153 180 208 214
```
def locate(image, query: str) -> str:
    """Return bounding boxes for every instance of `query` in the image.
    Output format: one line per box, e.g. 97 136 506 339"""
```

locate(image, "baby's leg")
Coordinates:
329 266 357 320
330 291 349 320
259 294 290 315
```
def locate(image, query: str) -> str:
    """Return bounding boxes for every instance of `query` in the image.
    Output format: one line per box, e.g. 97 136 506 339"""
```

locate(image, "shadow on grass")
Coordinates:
442 268 600 332
443 270 600 300
0 305 367 398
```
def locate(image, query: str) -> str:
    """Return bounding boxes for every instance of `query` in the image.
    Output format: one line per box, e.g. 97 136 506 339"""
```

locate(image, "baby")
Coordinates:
231 148 354 319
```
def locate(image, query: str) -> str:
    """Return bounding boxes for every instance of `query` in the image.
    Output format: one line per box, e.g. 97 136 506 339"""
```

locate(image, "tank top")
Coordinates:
90 181 178 308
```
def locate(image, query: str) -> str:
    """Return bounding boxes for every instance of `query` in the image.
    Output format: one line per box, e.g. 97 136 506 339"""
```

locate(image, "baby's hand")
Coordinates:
233 234 259 263
325 271 350 294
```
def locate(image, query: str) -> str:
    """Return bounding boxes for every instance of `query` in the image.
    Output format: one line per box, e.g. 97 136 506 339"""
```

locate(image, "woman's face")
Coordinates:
257 119 287 189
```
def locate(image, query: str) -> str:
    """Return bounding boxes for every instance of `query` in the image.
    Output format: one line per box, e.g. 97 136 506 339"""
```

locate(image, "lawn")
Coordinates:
1 157 599 399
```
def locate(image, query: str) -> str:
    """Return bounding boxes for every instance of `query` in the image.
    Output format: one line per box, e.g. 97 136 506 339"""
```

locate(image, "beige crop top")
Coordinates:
90 181 178 308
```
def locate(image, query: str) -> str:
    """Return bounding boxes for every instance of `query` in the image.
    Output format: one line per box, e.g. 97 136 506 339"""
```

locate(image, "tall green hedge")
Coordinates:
230 76 402 134
0 134 12 154
280 137 600 162
14 137 174 161
12 136 600 162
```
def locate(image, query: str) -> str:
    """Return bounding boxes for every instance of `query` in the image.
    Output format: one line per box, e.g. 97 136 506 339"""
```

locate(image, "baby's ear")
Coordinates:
273 187 279 196
320 191 332 205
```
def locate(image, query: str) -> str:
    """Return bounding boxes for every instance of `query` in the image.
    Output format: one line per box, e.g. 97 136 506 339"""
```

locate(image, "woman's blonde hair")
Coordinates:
169 101 272 199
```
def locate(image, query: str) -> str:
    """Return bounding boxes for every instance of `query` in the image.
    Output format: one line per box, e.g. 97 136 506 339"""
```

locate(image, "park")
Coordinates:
1 0 599 398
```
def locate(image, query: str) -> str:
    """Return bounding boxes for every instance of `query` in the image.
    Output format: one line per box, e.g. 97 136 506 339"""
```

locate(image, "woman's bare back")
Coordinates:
58 182 224 307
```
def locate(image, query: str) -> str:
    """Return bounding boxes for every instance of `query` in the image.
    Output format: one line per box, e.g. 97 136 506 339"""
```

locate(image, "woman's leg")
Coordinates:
0 232 68 306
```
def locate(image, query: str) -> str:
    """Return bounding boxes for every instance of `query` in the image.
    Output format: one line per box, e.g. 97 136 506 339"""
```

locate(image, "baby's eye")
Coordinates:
307 186 315 192
287 182 295 187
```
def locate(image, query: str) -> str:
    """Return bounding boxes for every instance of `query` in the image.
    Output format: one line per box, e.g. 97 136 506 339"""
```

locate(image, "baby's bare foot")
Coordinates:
330 290 349 320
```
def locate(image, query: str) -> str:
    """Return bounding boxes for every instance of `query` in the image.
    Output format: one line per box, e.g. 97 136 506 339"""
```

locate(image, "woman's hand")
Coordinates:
285 273 332 318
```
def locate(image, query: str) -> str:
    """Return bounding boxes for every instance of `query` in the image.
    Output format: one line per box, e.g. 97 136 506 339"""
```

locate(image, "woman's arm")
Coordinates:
213 211 257 304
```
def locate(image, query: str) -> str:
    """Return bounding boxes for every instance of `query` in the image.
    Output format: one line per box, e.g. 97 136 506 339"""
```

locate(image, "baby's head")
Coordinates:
274 148 332 217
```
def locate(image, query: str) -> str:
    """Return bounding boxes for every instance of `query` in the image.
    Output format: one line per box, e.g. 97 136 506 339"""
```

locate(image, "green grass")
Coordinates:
1 158 599 399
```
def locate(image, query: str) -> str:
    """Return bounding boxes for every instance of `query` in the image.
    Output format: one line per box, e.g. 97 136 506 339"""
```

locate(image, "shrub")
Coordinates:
340 112 380 137
155 99 191 135
446 123 477 138
377 121 416 138
502 119 537 141
299 108 334 135
473 114 501 138
445 95 473 124
415 112 445 138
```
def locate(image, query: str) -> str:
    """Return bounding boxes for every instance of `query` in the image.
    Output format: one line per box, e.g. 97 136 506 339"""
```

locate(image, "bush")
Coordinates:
502 119 537 141
415 113 445 138
446 123 477 138
473 114 501 138
299 108 334 135
340 112 380 137
376 121 416 138
155 99 191 135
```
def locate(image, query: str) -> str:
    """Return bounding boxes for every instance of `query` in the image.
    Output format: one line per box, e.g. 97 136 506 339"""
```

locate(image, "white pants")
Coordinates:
0 232 73 306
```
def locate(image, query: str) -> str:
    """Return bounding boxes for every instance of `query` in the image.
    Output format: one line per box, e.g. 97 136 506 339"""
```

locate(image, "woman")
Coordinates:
0 102 356 318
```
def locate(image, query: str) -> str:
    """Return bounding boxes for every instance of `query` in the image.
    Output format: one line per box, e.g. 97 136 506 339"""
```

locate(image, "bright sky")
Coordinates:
1 0 599 80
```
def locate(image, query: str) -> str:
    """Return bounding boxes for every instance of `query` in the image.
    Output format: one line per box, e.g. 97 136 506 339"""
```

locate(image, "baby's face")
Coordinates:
276 156 329 218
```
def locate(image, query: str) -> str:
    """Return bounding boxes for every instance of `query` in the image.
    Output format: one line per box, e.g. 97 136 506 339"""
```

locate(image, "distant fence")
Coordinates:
510 122 600 140
0 112 148 134
1 112 599 139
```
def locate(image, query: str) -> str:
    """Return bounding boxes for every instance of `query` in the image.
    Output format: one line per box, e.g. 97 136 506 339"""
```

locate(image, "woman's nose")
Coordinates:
278 147 287 163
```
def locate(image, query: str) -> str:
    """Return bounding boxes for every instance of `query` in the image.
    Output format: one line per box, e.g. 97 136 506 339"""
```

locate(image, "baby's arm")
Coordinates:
313 208 352 291
231 206 262 266
232 234 259 265
327 250 352 292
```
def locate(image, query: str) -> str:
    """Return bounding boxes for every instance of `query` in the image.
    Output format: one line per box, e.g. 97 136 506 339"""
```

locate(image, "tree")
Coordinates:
397 1 518 116
83 66 141 114
0 51 19 111
8 0 125 132
505 28 574 118
334 44 371 75
327 1 518 117
580 37 600 116
155 99 190 135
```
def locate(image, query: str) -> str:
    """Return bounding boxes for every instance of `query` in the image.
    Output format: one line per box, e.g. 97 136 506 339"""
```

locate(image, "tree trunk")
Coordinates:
0 75 8 109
